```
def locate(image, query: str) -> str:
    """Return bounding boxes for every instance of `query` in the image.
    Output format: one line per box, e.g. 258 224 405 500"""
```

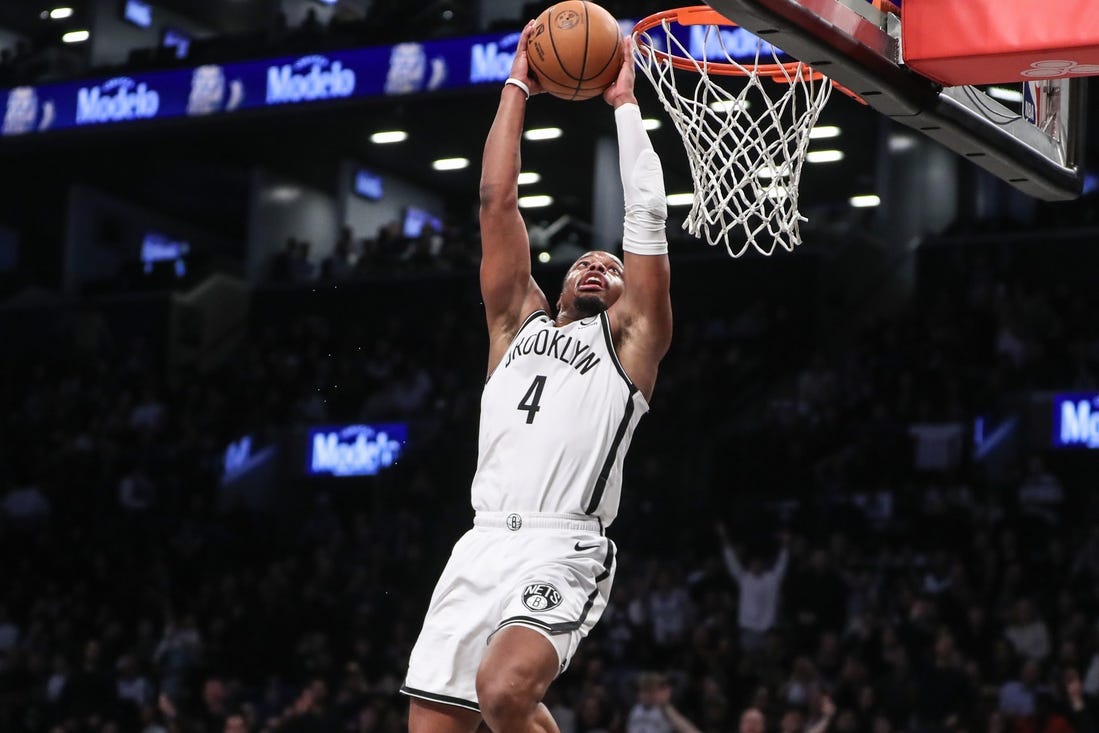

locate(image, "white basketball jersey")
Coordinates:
470 309 649 526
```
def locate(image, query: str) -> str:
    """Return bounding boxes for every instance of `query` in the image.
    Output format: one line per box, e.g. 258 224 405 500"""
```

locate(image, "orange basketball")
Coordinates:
528 1 623 101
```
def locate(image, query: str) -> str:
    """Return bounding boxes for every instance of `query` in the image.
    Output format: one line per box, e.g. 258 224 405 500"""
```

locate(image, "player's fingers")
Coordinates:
519 19 535 50
624 38 636 78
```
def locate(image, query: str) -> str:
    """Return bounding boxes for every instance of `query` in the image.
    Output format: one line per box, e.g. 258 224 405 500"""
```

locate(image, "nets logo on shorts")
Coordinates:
522 583 562 612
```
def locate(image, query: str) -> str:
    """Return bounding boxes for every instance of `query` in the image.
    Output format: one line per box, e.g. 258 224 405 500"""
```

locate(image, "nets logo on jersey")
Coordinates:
522 583 562 612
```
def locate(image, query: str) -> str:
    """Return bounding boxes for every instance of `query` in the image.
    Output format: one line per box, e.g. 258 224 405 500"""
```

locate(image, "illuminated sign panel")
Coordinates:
306 423 407 477
1052 393 1099 448
0 18 788 138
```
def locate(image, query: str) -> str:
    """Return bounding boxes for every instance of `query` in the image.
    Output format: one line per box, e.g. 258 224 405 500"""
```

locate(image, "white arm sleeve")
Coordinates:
615 103 668 255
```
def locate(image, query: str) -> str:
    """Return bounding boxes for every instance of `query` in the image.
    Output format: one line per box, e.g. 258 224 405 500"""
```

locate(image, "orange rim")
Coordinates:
632 6 867 104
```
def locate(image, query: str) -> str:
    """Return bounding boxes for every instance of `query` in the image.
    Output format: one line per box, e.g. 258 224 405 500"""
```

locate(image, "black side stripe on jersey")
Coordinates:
486 309 548 384
584 394 636 515
520 309 549 333
495 543 616 635
598 311 636 389
400 685 480 712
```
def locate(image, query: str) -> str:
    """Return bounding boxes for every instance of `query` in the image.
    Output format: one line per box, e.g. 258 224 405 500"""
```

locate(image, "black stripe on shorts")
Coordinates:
400 684 480 712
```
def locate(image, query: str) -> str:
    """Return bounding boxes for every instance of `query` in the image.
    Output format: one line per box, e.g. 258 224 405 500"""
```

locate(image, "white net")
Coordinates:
634 17 833 257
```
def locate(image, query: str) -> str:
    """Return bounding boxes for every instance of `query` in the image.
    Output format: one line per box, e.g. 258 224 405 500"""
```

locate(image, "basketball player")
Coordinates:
401 19 672 733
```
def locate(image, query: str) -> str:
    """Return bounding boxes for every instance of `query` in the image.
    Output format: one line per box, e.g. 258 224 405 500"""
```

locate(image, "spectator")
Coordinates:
999 659 1040 718
1013 693 1074 733
1004 600 1051 662
1064 670 1096 733
1 481 50 527
788 548 848 650
718 524 789 651
626 673 701 733
0 606 18 653
1016 457 1064 524
782 657 821 707
321 227 357 281
116 654 154 711
154 615 203 701
648 567 694 655
741 707 767 733
290 240 315 282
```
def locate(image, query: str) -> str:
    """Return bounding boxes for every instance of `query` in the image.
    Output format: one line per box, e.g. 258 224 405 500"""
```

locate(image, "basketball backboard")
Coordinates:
700 0 1086 200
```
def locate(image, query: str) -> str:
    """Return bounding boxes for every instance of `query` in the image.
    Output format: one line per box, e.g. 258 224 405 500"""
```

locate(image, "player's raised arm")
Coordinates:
479 20 550 374
604 37 673 399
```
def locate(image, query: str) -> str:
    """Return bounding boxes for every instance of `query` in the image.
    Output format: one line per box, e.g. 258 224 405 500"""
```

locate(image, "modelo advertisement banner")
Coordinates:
1051 392 1099 449
306 422 408 477
0 19 785 137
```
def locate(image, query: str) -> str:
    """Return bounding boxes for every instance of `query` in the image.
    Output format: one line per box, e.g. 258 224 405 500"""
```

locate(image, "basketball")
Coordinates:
528 1 623 101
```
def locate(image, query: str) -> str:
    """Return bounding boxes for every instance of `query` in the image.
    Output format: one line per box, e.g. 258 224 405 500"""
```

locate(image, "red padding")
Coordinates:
902 0 1099 86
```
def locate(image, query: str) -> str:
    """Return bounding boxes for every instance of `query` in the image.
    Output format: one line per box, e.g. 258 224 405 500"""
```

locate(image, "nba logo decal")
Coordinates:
505 513 523 531
523 583 562 612
555 10 580 30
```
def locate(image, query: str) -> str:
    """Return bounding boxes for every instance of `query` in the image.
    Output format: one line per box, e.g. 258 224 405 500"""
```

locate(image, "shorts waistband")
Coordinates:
474 511 604 535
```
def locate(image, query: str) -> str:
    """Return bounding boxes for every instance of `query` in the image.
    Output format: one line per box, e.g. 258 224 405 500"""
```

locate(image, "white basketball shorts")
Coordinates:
401 511 617 712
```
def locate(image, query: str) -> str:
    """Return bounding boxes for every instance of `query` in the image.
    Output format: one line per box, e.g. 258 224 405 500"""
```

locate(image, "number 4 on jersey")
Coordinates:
517 375 547 424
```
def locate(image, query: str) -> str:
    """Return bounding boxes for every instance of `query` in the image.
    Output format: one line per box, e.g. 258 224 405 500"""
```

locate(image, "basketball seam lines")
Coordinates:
573 1 591 101
587 29 621 85
530 30 570 89
546 11 580 84
533 3 618 99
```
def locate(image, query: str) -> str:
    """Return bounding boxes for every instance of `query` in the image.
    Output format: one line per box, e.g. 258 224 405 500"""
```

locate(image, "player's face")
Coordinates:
558 251 625 316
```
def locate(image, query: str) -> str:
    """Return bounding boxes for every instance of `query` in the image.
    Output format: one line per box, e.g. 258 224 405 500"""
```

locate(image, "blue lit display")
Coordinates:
123 0 153 29
353 168 383 200
1051 393 1099 448
0 19 784 138
307 423 407 477
162 27 192 60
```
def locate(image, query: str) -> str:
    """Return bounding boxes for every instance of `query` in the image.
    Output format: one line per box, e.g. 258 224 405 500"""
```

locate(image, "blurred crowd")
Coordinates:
0 231 1098 733
266 223 481 285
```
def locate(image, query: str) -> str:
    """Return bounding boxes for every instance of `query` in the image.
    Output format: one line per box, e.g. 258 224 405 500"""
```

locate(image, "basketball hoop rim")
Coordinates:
632 5 867 103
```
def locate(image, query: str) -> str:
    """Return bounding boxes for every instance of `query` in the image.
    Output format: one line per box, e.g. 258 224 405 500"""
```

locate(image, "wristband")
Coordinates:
504 77 530 100
623 239 669 256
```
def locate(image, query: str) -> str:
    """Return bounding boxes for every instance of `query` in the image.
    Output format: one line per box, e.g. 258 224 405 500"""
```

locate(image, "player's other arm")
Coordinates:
479 20 550 374
605 38 672 399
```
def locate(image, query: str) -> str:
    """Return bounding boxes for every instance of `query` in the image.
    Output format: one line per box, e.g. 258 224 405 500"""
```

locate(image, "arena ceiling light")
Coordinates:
806 149 845 163
756 164 791 179
517 172 541 185
987 86 1024 103
369 130 408 144
267 185 301 202
523 127 563 141
888 134 918 153
809 125 842 139
708 99 749 113
643 118 662 131
432 157 469 171
62 30 90 43
48 7 75 19
850 194 881 208
519 194 554 208
666 193 694 206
